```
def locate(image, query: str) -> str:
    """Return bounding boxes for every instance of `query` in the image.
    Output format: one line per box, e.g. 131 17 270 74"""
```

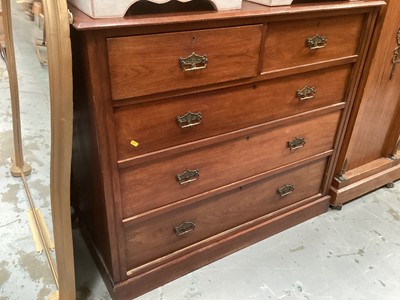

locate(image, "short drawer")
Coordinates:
107 25 262 100
119 111 341 217
124 158 327 270
115 65 351 161
262 13 364 72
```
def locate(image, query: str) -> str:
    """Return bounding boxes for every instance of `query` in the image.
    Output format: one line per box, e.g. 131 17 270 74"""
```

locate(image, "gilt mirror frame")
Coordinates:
42 0 76 298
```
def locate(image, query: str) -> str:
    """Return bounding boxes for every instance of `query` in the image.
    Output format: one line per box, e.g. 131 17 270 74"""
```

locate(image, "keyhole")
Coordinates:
192 36 196 43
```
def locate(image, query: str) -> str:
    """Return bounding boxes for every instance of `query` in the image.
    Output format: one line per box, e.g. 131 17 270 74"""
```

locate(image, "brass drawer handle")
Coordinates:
297 86 316 101
306 34 327 50
177 111 202 128
176 169 200 185
179 52 208 72
175 221 196 237
277 184 295 197
288 137 306 151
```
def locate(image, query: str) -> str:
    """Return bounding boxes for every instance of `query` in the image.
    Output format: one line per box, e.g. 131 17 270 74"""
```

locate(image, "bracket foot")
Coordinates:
386 182 395 189
330 204 343 211
10 163 32 177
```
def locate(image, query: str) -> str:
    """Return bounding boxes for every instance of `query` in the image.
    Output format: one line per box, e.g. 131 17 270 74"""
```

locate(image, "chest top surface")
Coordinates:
69 0 385 31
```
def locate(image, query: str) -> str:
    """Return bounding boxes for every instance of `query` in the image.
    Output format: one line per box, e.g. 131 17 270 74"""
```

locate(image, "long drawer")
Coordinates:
124 158 327 270
119 111 341 217
262 13 364 72
115 65 351 161
107 25 263 100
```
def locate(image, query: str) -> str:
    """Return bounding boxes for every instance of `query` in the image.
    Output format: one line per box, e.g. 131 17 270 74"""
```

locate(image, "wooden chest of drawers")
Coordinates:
69 1 384 298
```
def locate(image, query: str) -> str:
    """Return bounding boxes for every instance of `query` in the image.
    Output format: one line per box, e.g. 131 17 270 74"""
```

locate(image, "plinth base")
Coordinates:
10 162 32 177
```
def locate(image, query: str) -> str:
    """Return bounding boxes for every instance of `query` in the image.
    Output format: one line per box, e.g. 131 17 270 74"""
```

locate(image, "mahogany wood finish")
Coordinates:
124 158 327 270
331 156 400 204
107 25 262 100
70 1 383 298
120 111 340 216
115 65 352 161
262 14 364 73
119 196 330 299
331 0 400 206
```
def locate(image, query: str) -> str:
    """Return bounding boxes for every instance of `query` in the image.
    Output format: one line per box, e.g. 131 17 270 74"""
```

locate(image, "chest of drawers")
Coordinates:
69 1 384 298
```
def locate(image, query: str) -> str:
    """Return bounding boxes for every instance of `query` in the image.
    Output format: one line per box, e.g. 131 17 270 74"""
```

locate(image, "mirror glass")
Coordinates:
0 1 57 299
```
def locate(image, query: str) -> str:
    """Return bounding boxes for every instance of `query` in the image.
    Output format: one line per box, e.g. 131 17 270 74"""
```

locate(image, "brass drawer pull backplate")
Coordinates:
297 86 316 101
176 169 200 185
177 111 203 128
288 137 306 151
175 221 196 236
306 34 327 50
277 184 295 197
179 52 208 72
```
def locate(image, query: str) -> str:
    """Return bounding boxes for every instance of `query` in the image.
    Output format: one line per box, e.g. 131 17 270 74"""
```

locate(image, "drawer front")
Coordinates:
119 111 340 217
115 65 351 161
107 25 263 100
262 14 364 72
124 158 327 270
